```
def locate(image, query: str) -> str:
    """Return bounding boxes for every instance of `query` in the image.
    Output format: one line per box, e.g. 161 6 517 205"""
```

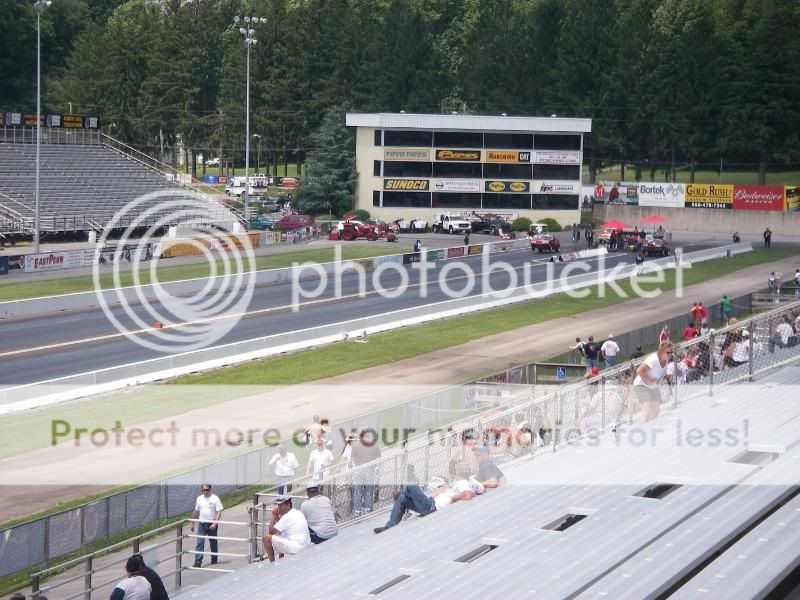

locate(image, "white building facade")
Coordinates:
346 112 592 224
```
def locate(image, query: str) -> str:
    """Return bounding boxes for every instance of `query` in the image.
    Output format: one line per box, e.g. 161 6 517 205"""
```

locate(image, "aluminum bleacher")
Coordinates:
0 141 233 235
175 362 800 600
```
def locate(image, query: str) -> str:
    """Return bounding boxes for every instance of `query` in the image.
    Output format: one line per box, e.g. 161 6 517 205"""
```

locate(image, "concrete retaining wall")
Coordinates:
594 204 800 237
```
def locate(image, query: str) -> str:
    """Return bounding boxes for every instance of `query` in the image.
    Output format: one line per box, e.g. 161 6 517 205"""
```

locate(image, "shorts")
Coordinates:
634 385 662 405
271 535 303 555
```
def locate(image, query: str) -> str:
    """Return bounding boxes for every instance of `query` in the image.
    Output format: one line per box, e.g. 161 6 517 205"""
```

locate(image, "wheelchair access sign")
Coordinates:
556 367 567 381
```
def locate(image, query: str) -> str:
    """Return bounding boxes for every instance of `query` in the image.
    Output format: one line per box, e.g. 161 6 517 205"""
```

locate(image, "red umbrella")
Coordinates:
641 215 668 224
601 220 629 230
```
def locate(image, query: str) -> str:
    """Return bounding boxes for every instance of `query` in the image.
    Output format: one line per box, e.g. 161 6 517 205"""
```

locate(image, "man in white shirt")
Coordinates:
261 496 311 562
307 439 334 487
601 334 620 367
109 556 151 600
190 484 223 568
769 316 795 353
300 484 338 543
269 444 300 495
633 342 673 423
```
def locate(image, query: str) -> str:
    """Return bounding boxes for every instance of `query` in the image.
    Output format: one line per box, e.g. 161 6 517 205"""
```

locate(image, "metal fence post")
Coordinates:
552 390 561 453
31 573 41 597
528 399 536 457
748 320 755 382
600 374 607 430
424 431 431 484
132 535 140 555
708 331 715 397
175 521 183 590
83 556 92 600
247 507 257 563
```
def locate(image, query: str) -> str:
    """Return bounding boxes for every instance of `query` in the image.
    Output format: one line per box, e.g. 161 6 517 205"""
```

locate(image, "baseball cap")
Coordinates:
306 484 320 493
473 445 491 455
607 334 614 339
274 495 292 505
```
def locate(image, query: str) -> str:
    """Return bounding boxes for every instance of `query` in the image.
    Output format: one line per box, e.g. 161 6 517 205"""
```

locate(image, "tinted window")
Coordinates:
533 164 581 179
483 163 532 179
532 194 579 210
373 160 381 176
434 131 483 148
383 161 432 177
373 191 381 207
383 191 431 208
374 130 382 146
433 162 482 178
482 194 531 210
384 130 433 147
432 192 482 209
484 133 533 149
534 134 581 150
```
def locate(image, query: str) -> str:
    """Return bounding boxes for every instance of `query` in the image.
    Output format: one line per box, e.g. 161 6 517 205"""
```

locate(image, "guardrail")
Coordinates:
0 243 750 414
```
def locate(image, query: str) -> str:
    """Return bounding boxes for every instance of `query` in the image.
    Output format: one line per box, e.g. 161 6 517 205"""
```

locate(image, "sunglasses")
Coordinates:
202 488 211 492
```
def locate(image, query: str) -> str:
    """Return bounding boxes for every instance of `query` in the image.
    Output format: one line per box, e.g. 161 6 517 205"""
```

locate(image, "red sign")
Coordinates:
447 247 465 258
594 184 605 199
732 185 784 211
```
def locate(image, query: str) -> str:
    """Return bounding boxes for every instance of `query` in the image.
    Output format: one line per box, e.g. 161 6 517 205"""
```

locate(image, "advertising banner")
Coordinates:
5 113 21 126
24 250 85 273
435 149 481 162
432 180 481 192
353 258 376 272
375 254 403 266
685 183 733 209
203 175 219 184
218 175 228 184
384 179 430 191
532 151 581 165
426 249 445 262
0 256 8 276
62 114 83 129
485 181 530 193
23 114 44 127
46 114 61 127
485 150 530 163
468 245 483 256
0 113 3 127
402 252 422 264
638 183 685 208
383 148 431 161
84 116 99 129
786 187 800 212
534 181 580 194
731 185 785 211
447 246 465 258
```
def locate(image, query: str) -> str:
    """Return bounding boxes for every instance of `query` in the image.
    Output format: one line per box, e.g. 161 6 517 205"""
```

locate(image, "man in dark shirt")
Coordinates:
132 554 169 600
472 445 506 488
583 336 600 371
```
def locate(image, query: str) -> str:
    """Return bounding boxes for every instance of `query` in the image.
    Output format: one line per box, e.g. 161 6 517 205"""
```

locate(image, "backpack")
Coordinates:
584 342 599 360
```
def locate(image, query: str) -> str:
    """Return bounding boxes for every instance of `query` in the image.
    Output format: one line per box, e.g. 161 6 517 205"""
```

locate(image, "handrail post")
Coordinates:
84 556 92 600
601 374 607 431
248 506 258 563
709 331 715 397
175 521 183 590
748 319 755 381
31 573 41 597
132 535 140 555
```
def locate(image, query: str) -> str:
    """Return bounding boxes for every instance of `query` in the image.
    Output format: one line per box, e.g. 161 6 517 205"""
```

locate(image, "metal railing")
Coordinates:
0 126 101 146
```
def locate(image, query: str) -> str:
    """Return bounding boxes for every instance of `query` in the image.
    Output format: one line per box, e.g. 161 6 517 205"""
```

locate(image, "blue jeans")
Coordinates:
605 355 617 367
275 475 292 495
385 485 435 528
768 336 788 353
353 467 376 515
195 522 218 565
585 358 597 371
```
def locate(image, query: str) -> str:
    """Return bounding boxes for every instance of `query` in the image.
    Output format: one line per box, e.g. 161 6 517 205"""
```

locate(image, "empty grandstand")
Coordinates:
0 133 241 239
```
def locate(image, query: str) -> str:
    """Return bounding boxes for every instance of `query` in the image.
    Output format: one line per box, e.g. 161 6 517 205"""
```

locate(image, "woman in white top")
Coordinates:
269 444 300 495
633 342 674 423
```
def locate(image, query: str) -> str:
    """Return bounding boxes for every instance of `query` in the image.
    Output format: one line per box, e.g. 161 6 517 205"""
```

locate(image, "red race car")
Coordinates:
530 234 561 253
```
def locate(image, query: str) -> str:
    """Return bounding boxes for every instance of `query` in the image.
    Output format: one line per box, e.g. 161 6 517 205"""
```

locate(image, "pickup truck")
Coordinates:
432 213 472 234
471 215 511 235
248 216 274 230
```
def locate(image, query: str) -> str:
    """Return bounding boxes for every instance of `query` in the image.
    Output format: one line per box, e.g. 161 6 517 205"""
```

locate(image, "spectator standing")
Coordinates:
110 556 151 600
305 415 324 447
586 227 594 249
307 439 334 486
570 337 586 365
339 431 357 471
720 295 732 322
351 428 381 516
633 342 674 423
413 239 422 253
261 497 310 562
635 252 645 273
659 324 670 344
699 302 709 325
768 316 795 353
601 334 620 367
609 229 617 251
571 224 578 244
131 555 169 600
763 227 772 248
463 231 470 246
691 303 702 323
190 484 222 568
583 336 600 371
768 272 777 293
269 444 300 495
300 485 338 544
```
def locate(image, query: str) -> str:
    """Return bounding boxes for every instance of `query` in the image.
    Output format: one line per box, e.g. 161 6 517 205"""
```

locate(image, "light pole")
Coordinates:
252 133 261 175
234 14 266 219
34 0 52 253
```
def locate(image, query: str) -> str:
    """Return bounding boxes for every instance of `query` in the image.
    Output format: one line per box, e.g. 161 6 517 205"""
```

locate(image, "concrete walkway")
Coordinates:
4 251 800 599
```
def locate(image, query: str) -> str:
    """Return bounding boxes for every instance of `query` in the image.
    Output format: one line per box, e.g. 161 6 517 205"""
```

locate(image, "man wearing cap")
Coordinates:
262 497 311 562
601 335 620 367
374 466 484 534
473 445 506 488
300 485 338 544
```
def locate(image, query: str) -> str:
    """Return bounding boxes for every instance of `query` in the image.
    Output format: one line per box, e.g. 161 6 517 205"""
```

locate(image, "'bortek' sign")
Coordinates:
638 183 685 208
383 179 430 191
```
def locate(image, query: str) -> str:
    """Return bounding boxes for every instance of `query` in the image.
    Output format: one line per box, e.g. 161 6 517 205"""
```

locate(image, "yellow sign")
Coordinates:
485 150 519 163
685 183 733 204
488 181 506 192
786 186 800 212
509 182 527 192
435 149 481 161
384 179 430 191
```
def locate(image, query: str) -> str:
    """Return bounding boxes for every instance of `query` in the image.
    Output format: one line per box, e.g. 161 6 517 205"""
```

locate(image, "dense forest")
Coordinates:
1 0 799 182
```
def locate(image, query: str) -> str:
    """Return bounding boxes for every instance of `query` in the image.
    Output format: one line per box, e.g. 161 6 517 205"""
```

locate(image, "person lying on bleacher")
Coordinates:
374 466 484 534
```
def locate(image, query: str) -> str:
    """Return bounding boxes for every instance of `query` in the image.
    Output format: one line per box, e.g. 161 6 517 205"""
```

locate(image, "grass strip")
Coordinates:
0 245 399 302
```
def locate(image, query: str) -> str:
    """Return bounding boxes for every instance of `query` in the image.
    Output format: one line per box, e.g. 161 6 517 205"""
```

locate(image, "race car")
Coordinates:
643 235 670 256
530 234 561 253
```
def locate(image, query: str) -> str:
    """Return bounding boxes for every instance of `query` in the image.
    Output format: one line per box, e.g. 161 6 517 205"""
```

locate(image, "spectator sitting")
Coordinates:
261 496 311 562
373 466 484 534
683 321 699 341
473 445 506 488
768 316 794 353
449 431 479 477
300 485 338 544
110 556 151 600
727 330 757 367
687 341 712 382
131 554 169 600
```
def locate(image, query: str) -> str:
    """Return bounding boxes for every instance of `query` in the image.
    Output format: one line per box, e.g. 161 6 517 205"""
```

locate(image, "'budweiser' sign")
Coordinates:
732 185 784 211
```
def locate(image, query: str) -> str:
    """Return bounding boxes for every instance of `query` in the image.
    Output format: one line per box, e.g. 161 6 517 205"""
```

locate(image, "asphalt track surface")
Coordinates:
0 244 709 388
